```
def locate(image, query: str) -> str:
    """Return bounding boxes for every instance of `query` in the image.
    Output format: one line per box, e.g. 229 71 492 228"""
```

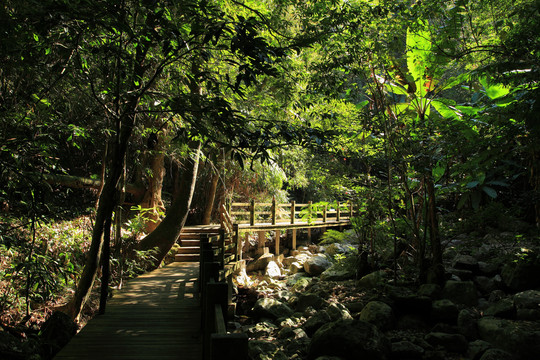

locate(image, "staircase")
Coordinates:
174 227 220 262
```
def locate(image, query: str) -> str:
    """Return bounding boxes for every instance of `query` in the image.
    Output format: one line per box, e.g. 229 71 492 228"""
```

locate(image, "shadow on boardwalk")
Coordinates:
55 262 201 360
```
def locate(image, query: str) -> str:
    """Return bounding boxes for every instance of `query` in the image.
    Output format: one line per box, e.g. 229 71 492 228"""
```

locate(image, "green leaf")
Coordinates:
482 186 497 199
355 100 369 109
385 82 408 96
479 77 510 100
431 100 459 120
432 162 445 182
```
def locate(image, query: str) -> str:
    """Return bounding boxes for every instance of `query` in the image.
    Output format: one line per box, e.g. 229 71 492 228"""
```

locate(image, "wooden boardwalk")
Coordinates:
55 262 201 360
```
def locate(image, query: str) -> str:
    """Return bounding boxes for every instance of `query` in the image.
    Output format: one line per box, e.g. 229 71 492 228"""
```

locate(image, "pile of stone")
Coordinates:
232 238 540 360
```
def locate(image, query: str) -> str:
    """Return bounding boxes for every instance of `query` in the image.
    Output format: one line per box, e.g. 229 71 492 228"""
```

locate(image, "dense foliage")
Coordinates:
1 0 538 329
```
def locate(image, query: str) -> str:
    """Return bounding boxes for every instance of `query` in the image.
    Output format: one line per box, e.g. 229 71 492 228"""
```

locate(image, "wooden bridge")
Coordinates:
55 200 354 360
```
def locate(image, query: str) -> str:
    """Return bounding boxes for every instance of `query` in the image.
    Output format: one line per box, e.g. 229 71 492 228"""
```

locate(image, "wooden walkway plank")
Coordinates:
54 262 202 360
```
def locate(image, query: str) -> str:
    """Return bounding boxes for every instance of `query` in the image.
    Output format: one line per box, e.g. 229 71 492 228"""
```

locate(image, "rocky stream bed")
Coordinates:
230 232 540 360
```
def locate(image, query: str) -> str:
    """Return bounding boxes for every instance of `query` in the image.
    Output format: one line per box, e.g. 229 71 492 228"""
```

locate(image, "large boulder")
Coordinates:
252 298 294 320
304 254 332 276
478 317 540 359
321 263 356 281
431 299 458 324
357 270 387 289
501 253 540 291
296 293 326 312
247 253 275 272
442 280 478 306
265 260 282 278
514 290 540 320
452 254 480 273
359 301 395 331
303 303 352 336
307 319 391 360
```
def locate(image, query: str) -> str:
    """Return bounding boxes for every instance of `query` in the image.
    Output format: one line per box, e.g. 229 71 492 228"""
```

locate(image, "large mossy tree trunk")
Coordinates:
137 142 201 265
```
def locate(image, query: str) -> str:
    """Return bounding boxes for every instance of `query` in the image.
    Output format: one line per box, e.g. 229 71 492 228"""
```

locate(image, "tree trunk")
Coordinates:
137 142 201 265
201 165 220 225
139 139 166 233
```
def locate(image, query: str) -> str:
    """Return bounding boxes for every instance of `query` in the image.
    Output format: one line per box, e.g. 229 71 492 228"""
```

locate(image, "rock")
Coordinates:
418 284 442 299
307 319 390 360
303 310 332 336
304 254 332 276
252 298 294 320
467 340 492 360
484 298 515 319
449 268 474 281
324 243 350 257
326 302 353 321
478 317 540 359
265 261 282 278
501 254 540 291
287 272 311 287
357 270 387 289
478 261 499 277
296 293 326 312
39 311 78 357
345 301 365 314
233 267 253 287
424 332 468 354
442 280 478 306
244 320 278 337
474 276 498 295
247 253 275 272
457 308 479 340
513 290 540 310
452 254 479 273
320 264 356 281
282 256 297 267
478 348 515 360
303 302 353 337
431 299 458 324
390 341 425 359
289 261 305 274
516 308 540 320
248 340 288 360
359 301 395 331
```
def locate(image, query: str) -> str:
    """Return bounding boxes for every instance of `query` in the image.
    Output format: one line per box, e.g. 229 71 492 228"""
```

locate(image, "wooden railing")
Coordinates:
228 198 354 226
199 229 247 360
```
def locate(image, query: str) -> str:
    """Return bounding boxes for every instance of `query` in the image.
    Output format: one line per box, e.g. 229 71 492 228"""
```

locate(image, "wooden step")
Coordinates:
175 254 199 262
177 246 200 254
179 233 202 240
180 239 200 247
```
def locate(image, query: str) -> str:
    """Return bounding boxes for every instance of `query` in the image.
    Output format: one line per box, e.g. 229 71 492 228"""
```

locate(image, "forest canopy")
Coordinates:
1 0 539 331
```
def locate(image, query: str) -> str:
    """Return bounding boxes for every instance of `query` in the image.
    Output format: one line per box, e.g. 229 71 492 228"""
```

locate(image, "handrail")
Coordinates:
199 228 247 360
226 198 355 226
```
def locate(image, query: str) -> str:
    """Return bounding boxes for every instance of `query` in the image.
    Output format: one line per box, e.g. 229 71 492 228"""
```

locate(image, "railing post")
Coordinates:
290 200 295 224
250 199 255 226
336 201 341 221
233 223 240 260
218 230 225 267
323 204 327 223
349 201 353 218
271 196 276 225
